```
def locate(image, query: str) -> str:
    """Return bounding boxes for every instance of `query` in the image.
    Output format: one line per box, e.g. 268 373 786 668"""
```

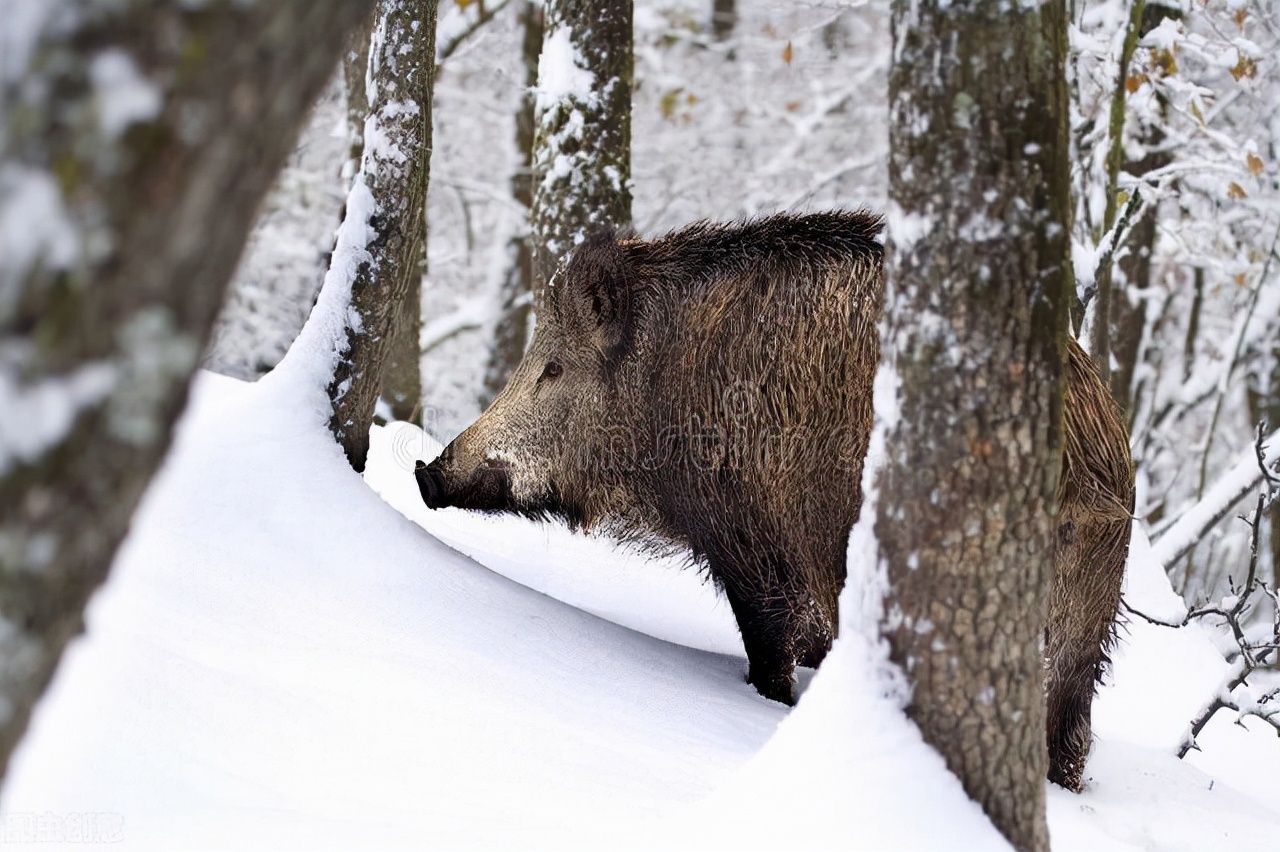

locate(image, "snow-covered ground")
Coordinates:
3 357 1277 850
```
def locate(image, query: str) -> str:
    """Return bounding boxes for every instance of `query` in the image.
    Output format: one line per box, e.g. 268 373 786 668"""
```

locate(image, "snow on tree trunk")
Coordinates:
327 0 438 468
872 1 1074 849
530 0 633 297
482 1 544 407
0 0 372 784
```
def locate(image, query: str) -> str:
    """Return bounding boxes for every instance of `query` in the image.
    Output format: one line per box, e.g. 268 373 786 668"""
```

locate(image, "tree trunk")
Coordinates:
481 0 544 407
343 10 378 179
1108 3 1179 417
712 0 736 41
340 7 423 425
1248 356 1280 585
0 0 372 785
327 0 438 467
1108 189 1159 418
380 244 426 423
876 1 1073 849
1087 0 1147 385
529 0 633 298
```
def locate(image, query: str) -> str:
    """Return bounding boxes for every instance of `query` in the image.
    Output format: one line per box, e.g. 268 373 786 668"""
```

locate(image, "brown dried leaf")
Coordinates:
782 41 793 65
1230 53 1257 81
1227 182 1248 200
1246 153 1265 176
660 88 684 120
1152 48 1178 76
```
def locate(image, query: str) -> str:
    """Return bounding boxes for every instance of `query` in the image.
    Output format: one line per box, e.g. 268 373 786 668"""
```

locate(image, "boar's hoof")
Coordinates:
748 667 796 706
415 460 446 509
1048 758 1084 794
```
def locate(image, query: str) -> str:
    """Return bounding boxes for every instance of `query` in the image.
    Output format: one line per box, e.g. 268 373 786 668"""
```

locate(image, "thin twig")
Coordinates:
1175 492 1280 757
437 0 513 67
1195 220 1280 502
1122 600 1187 628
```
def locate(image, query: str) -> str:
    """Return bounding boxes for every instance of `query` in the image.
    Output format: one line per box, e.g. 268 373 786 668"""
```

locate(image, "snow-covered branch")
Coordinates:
1151 425 1280 569
1129 469 1279 758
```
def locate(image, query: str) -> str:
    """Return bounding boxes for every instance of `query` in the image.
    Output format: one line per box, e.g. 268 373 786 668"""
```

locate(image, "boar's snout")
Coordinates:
415 453 514 512
414 459 448 509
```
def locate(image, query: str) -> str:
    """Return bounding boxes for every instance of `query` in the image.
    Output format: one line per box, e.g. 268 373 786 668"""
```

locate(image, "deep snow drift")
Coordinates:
2 368 1278 850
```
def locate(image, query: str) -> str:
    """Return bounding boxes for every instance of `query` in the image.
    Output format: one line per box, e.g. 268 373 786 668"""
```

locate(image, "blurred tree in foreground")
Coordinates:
0 0 373 783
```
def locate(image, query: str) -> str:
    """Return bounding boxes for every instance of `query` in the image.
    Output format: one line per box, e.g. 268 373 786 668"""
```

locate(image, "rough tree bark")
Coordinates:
876 0 1073 849
339 7 424 425
380 238 426 423
0 0 372 785
529 0 633 298
481 1 544 406
328 0 438 467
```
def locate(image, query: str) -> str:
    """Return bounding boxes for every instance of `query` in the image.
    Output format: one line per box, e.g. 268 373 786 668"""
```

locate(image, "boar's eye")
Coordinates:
540 361 563 381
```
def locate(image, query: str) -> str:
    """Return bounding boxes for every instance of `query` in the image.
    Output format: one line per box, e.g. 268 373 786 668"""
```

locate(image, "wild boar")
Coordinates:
415 211 1133 792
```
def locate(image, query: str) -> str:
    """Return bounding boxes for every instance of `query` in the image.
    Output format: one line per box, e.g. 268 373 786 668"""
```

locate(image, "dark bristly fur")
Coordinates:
416 210 1134 792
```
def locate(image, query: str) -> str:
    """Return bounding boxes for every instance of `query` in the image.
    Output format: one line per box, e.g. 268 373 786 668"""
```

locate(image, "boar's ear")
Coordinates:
567 231 638 361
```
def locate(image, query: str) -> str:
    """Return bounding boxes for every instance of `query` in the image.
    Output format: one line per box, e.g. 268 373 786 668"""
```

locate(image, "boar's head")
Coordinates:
416 233 640 528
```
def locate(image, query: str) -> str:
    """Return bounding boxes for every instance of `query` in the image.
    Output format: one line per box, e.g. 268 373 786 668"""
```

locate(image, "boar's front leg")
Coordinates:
714 557 803 706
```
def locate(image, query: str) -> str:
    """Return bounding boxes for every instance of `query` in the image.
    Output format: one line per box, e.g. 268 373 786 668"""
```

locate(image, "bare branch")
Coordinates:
1176 496 1280 757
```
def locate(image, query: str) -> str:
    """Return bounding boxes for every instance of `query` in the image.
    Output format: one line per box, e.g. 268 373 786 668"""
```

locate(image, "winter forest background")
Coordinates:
1 0 1279 849
210 0 1280 604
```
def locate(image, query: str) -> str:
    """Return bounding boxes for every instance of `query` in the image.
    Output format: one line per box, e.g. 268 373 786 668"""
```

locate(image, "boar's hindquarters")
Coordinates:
1045 340 1135 792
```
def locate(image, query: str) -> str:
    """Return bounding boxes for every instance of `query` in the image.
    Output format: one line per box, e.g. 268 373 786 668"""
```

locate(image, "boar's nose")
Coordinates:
415 459 448 509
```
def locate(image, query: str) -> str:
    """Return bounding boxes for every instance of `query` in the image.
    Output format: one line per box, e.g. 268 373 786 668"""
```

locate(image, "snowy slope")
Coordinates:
3 369 1278 850
2 373 783 850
